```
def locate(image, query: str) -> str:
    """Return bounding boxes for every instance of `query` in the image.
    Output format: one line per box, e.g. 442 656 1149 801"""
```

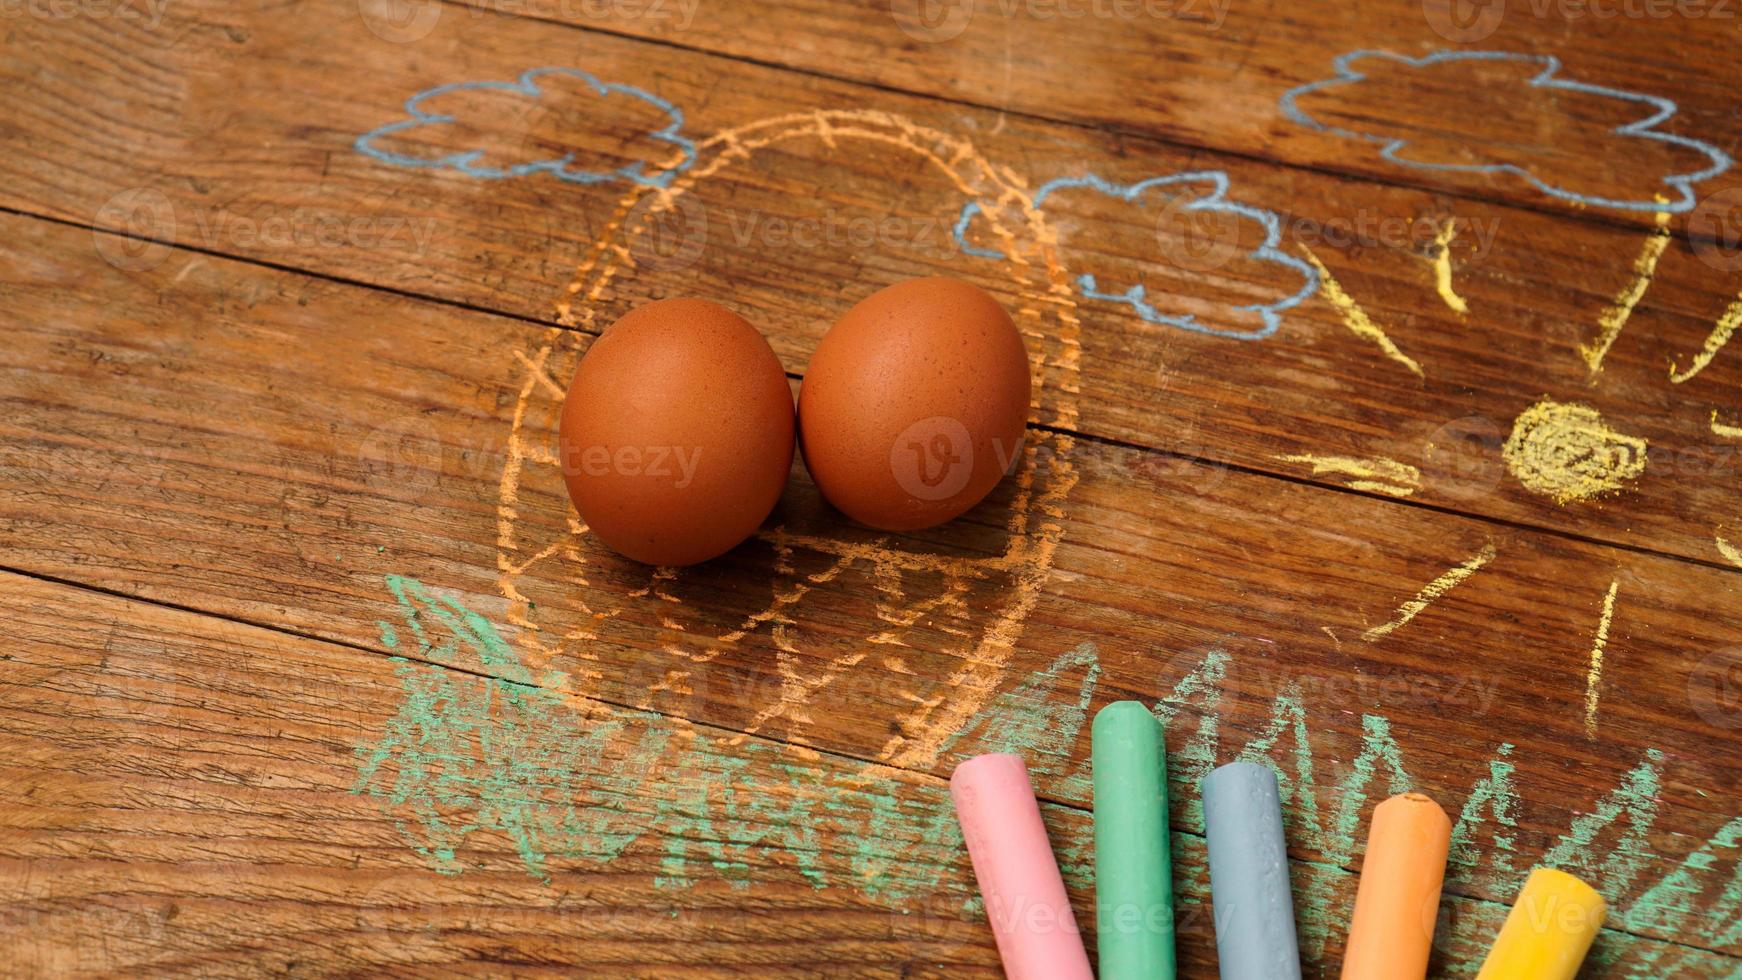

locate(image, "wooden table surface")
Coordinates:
4 0 1741 975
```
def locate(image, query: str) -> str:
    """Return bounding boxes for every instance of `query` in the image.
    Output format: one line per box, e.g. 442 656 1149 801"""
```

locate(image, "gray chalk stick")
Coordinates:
1202 761 1302 980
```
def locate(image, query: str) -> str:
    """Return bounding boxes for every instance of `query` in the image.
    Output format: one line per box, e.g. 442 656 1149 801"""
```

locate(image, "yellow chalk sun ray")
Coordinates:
1583 578 1621 738
1670 291 1741 384
1427 218 1469 315
1301 245 1424 378
1363 542 1498 642
1277 453 1420 497
1332 202 1742 743
1582 203 1671 380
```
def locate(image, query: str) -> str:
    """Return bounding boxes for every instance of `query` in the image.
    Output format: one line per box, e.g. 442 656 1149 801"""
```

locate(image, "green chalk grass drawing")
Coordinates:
353 576 669 880
354 576 1742 975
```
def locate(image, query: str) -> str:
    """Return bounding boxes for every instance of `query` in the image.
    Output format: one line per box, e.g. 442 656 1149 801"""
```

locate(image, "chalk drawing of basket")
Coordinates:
495 109 1082 771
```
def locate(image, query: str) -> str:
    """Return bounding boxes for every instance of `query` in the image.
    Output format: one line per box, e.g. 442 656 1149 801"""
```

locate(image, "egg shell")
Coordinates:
559 299 795 566
798 277 1032 531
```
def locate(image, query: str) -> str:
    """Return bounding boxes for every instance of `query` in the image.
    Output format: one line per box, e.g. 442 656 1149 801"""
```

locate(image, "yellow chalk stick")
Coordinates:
1475 868 1606 980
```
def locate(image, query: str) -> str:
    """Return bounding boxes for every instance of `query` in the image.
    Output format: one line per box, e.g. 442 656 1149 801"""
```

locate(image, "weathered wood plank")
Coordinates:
2 211 1740 967
1 0 1739 564
0 571 1002 977
4 572 1738 977
463 0 1742 229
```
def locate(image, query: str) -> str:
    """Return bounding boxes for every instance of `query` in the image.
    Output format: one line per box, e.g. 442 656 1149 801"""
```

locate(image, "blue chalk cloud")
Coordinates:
953 170 1320 341
357 67 695 188
1280 50 1732 214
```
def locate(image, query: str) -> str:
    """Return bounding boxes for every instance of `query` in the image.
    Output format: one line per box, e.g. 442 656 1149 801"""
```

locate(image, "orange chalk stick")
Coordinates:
1340 792 1452 980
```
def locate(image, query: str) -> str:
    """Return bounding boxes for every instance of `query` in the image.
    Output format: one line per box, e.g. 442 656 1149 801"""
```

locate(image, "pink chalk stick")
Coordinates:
950 753 1094 980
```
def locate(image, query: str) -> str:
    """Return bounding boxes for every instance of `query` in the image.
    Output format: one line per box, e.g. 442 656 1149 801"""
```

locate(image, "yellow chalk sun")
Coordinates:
1502 399 1648 505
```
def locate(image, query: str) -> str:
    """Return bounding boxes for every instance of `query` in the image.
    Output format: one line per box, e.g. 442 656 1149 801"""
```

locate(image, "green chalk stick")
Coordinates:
1092 700 1176 980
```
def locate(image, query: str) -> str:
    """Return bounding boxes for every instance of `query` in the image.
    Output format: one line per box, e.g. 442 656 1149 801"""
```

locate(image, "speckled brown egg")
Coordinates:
559 299 795 566
798 277 1031 531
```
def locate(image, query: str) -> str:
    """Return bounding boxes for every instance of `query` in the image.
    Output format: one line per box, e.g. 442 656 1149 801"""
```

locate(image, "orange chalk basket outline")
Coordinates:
494 109 1083 770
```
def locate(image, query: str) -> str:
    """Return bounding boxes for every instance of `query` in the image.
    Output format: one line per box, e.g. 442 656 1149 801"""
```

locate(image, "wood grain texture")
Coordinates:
4 0 1742 975
1 0 1739 566
463 0 1742 229
0 571 1003 977
2 564 1737 977
2 212 1739 975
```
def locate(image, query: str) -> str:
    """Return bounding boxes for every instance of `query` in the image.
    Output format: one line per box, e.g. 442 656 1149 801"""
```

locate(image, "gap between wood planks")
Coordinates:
425 0 1731 250
10 201 1739 583
9 560 1737 966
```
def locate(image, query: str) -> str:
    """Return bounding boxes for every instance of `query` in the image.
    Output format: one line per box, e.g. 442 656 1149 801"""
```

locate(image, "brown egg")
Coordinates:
559 299 795 566
798 277 1031 531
